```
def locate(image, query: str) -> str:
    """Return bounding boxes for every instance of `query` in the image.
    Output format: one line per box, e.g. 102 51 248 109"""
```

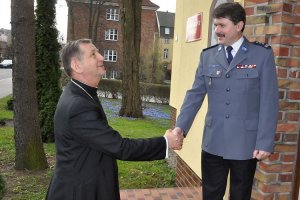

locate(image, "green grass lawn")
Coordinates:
0 96 176 199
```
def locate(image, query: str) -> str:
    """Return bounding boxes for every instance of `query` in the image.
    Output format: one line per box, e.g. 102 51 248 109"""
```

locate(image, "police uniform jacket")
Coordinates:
46 80 166 200
176 38 278 160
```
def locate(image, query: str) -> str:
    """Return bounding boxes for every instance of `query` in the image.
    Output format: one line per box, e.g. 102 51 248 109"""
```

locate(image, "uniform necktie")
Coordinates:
226 46 233 64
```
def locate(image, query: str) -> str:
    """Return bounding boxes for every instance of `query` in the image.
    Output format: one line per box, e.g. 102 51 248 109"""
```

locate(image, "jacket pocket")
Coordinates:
202 65 223 78
244 119 258 131
236 69 258 79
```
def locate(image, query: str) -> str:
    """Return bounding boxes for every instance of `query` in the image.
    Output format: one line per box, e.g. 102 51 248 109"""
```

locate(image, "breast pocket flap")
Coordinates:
202 66 222 78
236 69 258 79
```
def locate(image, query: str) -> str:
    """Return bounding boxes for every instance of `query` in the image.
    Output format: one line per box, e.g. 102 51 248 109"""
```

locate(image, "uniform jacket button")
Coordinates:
225 115 230 119
226 88 230 92
226 74 230 78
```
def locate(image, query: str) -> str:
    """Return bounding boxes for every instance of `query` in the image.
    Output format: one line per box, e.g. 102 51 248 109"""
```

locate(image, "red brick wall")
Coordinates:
141 9 158 57
176 156 202 187
244 0 300 199
171 1 300 199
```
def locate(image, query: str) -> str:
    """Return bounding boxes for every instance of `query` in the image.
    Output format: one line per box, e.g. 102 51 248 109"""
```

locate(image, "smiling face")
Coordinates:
214 17 244 46
71 42 106 87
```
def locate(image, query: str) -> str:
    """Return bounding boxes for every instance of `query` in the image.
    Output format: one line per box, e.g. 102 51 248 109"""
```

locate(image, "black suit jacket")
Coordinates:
46 81 166 200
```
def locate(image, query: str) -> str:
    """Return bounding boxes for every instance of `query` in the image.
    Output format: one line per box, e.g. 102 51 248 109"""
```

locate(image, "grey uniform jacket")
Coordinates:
176 38 278 160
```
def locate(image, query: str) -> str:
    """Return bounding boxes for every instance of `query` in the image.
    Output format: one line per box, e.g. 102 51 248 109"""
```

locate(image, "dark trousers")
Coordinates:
201 151 257 200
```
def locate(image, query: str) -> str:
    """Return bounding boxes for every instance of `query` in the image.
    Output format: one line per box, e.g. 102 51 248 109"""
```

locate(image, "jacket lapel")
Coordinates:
228 39 249 71
214 45 229 70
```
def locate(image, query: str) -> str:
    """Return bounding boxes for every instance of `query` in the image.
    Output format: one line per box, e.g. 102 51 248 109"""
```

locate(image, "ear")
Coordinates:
70 57 82 73
236 21 244 32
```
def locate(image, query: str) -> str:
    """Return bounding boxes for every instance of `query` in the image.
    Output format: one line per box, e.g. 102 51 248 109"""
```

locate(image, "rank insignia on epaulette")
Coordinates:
203 44 219 51
253 41 271 49
241 46 248 52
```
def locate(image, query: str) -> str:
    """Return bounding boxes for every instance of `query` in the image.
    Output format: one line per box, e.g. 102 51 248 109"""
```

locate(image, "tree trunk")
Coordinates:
119 0 143 118
92 0 104 43
11 0 48 170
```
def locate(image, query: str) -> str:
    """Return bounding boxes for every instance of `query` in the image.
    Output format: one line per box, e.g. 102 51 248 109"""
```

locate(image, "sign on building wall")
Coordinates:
186 13 202 42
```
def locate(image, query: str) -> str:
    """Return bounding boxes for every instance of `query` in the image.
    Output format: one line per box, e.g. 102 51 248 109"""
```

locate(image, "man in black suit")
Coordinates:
46 38 183 200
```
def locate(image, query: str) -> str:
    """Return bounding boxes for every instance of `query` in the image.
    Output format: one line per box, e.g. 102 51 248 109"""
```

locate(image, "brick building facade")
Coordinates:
172 0 300 199
67 0 159 79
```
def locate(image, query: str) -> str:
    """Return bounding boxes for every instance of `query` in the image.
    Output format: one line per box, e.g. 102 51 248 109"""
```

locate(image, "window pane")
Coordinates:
163 48 169 59
165 27 170 35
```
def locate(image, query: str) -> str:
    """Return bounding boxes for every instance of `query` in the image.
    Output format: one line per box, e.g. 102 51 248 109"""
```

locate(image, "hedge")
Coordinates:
60 71 170 104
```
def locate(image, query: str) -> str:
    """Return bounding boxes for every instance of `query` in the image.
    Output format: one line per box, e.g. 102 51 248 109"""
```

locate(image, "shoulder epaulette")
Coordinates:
252 41 271 49
203 44 219 51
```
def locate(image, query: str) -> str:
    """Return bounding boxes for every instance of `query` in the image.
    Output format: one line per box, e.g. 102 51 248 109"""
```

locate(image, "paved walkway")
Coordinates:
120 187 202 200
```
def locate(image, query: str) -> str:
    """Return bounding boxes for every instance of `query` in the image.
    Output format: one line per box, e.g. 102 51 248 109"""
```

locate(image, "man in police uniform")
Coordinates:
172 2 278 200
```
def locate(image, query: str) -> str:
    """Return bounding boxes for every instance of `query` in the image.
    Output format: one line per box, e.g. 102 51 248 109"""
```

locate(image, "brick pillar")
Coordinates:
244 0 300 199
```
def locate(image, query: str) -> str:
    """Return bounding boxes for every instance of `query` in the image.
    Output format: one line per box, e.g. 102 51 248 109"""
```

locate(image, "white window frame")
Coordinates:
105 29 118 41
103 72 108 79
165 27 170 35
104 50 117 62
163 48 169 59
106 8 119 21
111 71 118 79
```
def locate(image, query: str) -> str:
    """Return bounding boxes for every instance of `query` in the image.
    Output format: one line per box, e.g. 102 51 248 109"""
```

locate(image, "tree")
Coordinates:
140 39 165 84
35 0 62 142
119 0 143 118
11 0 48 170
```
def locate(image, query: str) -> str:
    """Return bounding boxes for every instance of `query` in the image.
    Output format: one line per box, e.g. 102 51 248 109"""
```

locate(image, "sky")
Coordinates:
0 0 176 41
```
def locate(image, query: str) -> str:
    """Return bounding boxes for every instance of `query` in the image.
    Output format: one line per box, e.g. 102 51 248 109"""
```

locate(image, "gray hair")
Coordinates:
60 38 92 76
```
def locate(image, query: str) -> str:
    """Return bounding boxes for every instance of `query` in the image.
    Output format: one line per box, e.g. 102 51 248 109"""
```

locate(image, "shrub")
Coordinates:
6 97 13 111
0 174 5 200
35 0 62 142
98 79 170 104
60 72 170 104
59 70 70 88
140 82 170 104
98 79 121 99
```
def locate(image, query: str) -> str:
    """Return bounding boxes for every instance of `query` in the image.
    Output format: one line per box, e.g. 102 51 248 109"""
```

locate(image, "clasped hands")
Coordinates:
164 127 184 150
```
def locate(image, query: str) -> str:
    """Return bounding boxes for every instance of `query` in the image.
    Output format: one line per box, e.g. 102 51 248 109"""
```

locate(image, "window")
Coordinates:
103 71 118 79
163 48 169 59
106 8 119 21
104 50 117 62
103 72 108 79
165 27 170 35
105 29 118 41
111 71 118 79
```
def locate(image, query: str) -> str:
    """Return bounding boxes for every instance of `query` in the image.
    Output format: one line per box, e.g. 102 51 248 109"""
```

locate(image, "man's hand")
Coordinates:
172 127 184 136
164 129 184 150
253 150 271 161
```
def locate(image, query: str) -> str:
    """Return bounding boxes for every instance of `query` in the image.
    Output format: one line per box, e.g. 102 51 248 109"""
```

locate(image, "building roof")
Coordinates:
156 11 175 28
70 0 159 8
143 0 159 9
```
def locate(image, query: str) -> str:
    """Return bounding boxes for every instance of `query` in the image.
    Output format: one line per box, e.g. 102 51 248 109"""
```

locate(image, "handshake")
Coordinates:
164 127 184 150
